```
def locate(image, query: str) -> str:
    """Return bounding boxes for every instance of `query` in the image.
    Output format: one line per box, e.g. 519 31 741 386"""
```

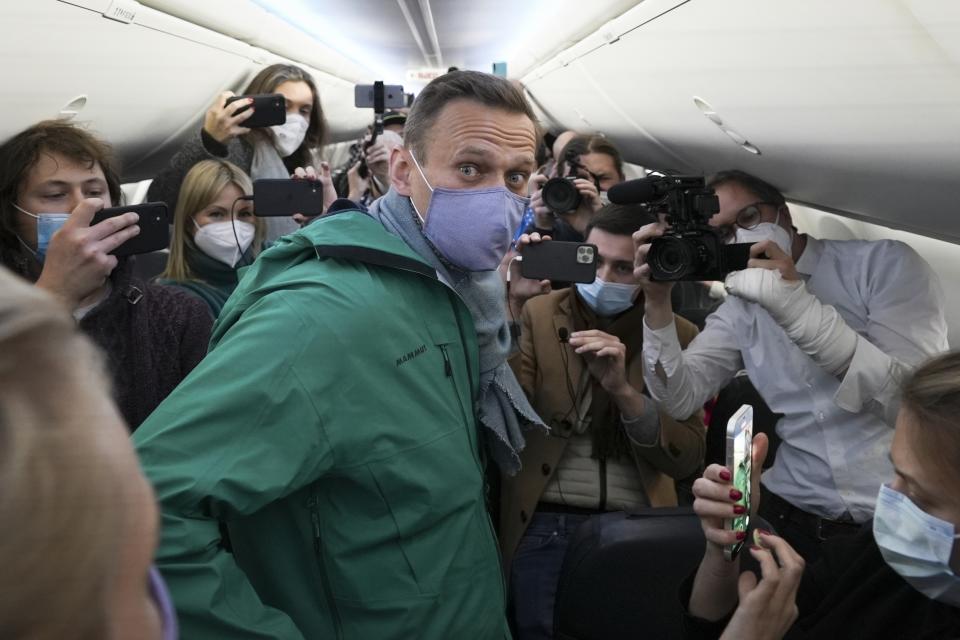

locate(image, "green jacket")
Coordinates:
134 211 510 639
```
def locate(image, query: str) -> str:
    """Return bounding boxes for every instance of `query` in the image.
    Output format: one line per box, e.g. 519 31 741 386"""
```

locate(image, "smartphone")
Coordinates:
90 202 169 257
354 84 407 109
224 93 287 128
520 241 598 284
725 404 754 561
253 179 325 217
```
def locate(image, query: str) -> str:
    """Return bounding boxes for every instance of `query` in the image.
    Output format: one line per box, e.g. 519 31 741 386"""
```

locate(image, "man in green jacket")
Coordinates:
134 70 545 638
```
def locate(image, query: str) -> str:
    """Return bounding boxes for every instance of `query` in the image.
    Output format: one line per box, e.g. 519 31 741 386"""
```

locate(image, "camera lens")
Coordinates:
542 177 582 213
650 237 695 280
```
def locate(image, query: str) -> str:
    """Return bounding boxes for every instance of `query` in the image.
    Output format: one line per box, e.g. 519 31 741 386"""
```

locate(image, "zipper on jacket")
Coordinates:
307 494 344 638
440 344 453 377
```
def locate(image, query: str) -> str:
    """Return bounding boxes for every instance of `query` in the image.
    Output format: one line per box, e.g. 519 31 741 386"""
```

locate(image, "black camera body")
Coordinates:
639 176 752 281
542 176 581 213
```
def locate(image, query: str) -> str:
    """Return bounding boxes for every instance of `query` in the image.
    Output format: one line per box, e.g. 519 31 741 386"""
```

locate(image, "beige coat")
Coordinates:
501 289 704 572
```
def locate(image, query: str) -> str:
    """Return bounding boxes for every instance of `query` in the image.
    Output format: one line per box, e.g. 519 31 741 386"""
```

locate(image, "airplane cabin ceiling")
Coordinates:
521 0 960 245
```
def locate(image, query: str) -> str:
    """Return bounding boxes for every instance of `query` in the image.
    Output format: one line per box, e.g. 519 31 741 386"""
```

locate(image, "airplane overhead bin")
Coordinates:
521 0 960 246
1 0 373 181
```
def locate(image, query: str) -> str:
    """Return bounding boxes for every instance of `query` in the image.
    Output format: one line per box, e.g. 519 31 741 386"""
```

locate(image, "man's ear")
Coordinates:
390 147 413 196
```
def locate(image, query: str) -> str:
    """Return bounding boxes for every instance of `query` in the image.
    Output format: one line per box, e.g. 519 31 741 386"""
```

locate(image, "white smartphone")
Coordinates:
724 404 753 561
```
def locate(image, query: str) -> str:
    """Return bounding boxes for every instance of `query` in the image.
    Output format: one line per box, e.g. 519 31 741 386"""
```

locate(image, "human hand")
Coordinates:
718 531 804 640
501 232 551 318
35 198 140 309
570 177 602 213
568 330 628 394
346 161 369 201
632 221 675 310
692 433 769 556
291 163 336 226
724 242 804 319
363 139 391 180
203 91 253 145
528 174 553 228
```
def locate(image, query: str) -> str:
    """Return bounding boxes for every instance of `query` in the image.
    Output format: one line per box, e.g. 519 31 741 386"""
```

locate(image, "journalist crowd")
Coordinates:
1 64 959 640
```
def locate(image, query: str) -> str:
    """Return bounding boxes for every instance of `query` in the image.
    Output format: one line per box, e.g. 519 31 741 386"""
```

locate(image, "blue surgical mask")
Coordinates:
873 484 960 606
410 152 529 271
576 277 640 317
13 203 69 263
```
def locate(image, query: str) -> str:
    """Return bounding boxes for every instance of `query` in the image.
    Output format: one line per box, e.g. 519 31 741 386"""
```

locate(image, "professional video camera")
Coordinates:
541 150 596 214
607 175 753 281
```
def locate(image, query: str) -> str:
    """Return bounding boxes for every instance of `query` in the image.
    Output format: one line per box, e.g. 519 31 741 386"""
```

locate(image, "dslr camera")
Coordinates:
541 150 591 214
611 175 752 281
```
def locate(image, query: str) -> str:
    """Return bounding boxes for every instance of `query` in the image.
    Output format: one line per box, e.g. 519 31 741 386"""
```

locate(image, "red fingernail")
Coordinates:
736 531 746 541
719 469 731 481
733 505 746 515
730 489 743 501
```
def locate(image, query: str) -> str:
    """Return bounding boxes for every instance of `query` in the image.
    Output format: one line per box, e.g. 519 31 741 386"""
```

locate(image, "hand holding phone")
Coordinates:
725 405 754 561
520 240 598 284
90 202 169 257
224 94 287 129
254 179 326 218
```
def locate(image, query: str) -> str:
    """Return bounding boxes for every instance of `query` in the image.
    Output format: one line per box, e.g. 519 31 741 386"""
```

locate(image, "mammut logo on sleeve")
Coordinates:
396 345 427 367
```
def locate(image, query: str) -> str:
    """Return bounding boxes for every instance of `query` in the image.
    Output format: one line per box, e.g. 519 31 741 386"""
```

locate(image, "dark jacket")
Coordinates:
147 129 255 210
133 210 510 640
0 248 212 430
155 241 251 318
681 525 960 640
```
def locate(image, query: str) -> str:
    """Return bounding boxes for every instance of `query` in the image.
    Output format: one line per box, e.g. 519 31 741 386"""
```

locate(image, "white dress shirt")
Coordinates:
643 237 948 521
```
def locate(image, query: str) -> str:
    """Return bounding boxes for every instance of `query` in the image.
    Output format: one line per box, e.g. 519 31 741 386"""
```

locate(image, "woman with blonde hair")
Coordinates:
0 266 178 639
158 159 264 318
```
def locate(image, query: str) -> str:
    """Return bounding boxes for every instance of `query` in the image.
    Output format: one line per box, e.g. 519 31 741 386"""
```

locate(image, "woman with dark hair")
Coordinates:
148 63 328 242
681 351 960 639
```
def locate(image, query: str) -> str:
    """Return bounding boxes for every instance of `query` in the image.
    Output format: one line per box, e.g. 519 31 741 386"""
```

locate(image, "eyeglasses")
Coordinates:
717 201 780 242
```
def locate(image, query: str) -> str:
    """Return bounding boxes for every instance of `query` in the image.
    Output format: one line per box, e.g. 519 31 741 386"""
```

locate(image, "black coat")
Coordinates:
682 525 960 640
1 248 212 430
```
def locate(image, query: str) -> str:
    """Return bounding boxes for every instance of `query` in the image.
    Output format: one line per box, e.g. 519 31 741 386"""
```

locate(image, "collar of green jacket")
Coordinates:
213 209 438 346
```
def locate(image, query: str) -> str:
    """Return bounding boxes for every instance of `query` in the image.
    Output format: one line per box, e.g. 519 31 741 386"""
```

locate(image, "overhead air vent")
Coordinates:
692 96 761 155
58 95 88 120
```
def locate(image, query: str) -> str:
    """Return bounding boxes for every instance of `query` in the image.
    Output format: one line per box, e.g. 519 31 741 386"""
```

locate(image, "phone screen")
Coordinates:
725 404 753 560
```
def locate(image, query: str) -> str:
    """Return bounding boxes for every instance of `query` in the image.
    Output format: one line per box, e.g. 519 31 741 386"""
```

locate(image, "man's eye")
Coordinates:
507 173 527 186
43 193 66 199
617 264 633 274
459 166 478 177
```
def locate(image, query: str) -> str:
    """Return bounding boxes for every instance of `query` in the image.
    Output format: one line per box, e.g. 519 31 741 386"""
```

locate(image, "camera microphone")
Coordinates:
557 327 569 343
607 177 671 205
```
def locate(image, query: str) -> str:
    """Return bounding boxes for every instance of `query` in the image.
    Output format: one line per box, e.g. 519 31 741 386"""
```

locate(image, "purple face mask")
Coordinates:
410 153 529 271
148 566 179 640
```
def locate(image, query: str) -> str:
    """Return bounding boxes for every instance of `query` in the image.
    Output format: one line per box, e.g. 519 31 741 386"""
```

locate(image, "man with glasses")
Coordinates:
632 169 948 561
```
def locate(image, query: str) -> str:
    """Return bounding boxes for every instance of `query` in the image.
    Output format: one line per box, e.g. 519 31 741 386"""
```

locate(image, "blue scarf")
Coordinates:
369 188 546 474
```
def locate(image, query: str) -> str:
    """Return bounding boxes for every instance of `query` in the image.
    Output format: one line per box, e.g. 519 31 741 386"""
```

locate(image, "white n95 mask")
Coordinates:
733 222 793 256
193 220 255 268
271 113 309 157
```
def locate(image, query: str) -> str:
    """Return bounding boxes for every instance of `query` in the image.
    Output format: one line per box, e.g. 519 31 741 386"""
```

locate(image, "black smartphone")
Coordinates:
520 241 598 284
224 93 287 128
354 84 407 109
253 179 325 217
90 202 169 257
